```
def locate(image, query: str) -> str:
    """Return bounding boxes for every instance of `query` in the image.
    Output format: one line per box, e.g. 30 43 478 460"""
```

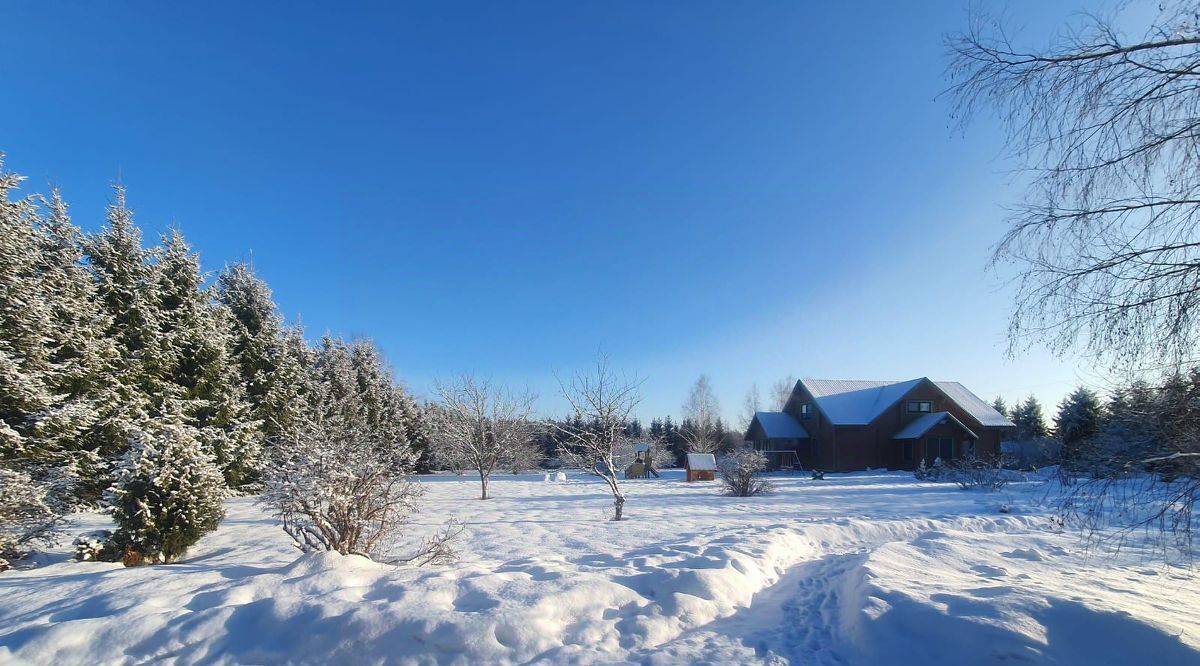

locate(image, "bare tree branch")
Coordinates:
946 3 1200 372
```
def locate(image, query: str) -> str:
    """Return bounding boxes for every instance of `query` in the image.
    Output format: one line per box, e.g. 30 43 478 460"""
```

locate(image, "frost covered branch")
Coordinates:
261 417 422 560
718 447 773 497
431 375 539 499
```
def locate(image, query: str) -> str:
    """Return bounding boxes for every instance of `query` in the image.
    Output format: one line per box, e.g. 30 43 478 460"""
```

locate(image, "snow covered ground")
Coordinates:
1 470 1198 665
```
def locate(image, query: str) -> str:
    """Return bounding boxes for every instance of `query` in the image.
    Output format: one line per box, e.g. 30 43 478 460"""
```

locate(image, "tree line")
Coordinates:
0 160 428 565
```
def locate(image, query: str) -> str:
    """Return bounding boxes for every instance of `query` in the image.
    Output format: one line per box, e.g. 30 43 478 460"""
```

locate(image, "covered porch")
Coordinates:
745 411 810 470
892 411 979 469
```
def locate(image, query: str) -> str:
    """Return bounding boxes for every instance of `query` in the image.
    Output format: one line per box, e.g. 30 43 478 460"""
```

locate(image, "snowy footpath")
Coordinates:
1 470 1198 665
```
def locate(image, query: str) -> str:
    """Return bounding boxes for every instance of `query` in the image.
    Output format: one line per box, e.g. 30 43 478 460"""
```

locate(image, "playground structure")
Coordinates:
624 442 661 479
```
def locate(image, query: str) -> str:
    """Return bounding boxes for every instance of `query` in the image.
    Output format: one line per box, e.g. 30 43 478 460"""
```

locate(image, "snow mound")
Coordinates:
837 530 1200 665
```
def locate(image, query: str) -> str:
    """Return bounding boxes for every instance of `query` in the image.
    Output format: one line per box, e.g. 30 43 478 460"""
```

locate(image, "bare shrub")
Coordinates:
1056 452 1199 562
402 519 465 566
913 458 947 482
946 456 1010 492
718 447 773 497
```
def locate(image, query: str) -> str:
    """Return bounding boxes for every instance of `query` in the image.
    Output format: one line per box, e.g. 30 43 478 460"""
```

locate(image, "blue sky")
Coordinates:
1 2 1124 423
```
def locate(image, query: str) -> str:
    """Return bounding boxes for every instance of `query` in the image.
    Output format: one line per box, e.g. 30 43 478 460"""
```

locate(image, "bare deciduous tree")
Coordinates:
947 3 1200 371
554 356 643 521
432 375 538 500
681 374 722 453
948 2 1200 562
770 375 797 411
739 383 761 433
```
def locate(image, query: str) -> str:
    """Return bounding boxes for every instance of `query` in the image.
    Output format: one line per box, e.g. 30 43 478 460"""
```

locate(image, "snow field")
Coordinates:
1 470 1197 665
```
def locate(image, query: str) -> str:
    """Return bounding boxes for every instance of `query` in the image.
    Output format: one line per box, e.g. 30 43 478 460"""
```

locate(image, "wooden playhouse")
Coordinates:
685 453 717 481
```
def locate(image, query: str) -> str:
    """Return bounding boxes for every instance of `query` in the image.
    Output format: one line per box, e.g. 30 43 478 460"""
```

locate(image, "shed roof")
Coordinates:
686 453 717 471
753 411 809 439
892 411 979 440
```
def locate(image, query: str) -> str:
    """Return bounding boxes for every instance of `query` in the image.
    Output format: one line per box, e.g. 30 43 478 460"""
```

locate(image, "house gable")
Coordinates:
893 411 979 440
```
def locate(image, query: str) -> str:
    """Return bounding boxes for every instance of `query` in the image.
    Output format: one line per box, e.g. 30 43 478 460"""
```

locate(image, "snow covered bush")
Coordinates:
72 530 119 562
262 417 424 558
108 421 227 564
0 466 65 569
913 458 946 481
260 335 455 563
718 447 773 497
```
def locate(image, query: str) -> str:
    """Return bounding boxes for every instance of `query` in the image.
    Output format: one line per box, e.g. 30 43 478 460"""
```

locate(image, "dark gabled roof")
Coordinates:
752 411 809 439
932 381 1015 427
892 411 979 440
797 377 1015 428
800 378 924 425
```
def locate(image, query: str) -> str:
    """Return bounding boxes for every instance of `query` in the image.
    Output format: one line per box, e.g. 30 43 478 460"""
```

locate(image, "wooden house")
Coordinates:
745 377 1014 472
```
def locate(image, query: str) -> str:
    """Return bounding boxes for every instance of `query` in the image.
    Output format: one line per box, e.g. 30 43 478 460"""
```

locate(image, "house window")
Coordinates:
799 403 812 419
907 400 933 414
924 437 955 463
903 441 914 461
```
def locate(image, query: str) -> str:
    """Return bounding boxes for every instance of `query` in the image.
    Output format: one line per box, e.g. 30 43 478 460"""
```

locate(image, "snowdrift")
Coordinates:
1 471 1197 665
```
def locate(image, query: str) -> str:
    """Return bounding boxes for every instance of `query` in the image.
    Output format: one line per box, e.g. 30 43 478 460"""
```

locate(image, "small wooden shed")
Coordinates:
685 453 717 482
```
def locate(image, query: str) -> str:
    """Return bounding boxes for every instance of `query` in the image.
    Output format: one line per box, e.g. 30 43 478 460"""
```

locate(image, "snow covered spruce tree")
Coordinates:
215 262 294 448
261 337 451 562
0 163 56 457
79 187 164 497
258 324 314 443
154 231 259 489
1054 387 1105 469
108 418 226 564
0 465 69 570
0 166 107 518
1011 395 1050 441
432 375 538 499
31 190 120 487
554 356 643 521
